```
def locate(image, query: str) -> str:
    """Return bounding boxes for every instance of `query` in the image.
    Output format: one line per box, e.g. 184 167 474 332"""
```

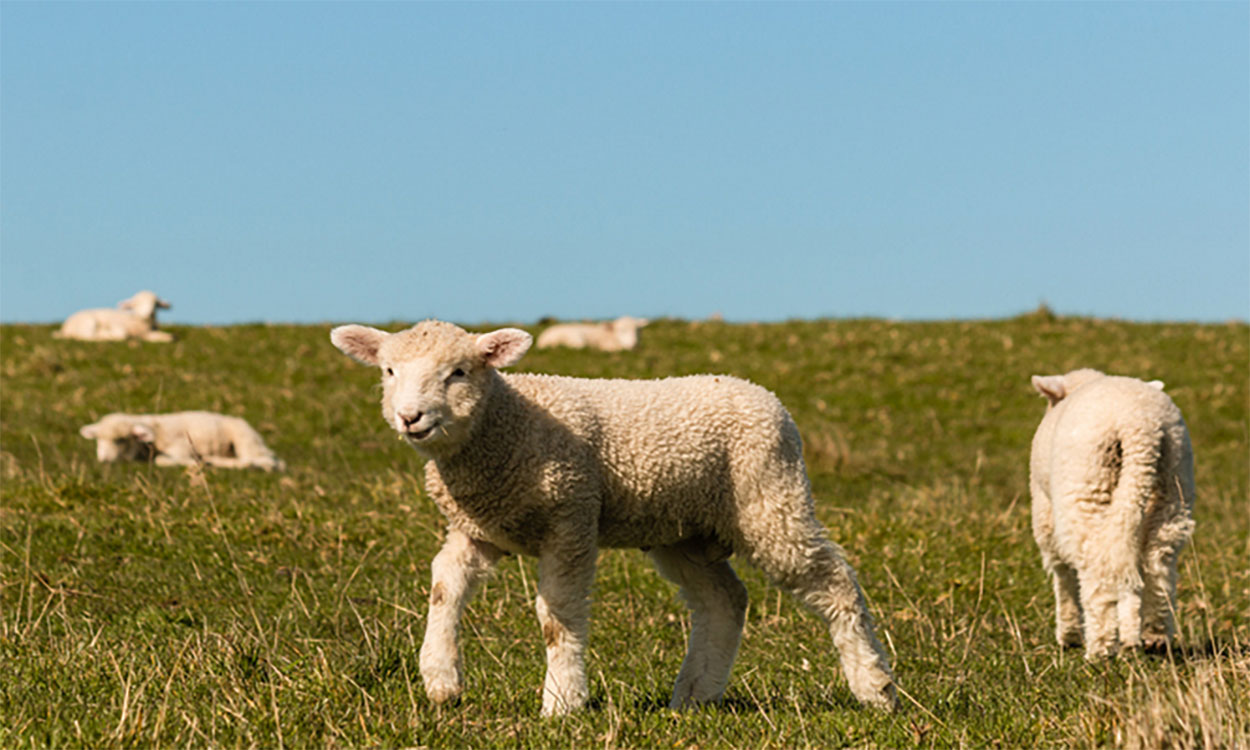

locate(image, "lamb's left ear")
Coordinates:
331 325 388 366
1147 380 1165 391
80 423 100 439
477 328 532 369
1032 374 1067 405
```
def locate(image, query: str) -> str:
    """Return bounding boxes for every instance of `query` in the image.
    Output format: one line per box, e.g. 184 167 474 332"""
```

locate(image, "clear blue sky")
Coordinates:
2 2 1247 325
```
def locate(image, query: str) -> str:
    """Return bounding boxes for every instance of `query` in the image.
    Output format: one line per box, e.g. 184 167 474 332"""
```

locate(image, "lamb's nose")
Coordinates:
400 410 423 428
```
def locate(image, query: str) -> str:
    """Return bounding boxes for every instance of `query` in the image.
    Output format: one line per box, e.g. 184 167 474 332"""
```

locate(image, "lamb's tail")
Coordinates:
1105 424 1167 586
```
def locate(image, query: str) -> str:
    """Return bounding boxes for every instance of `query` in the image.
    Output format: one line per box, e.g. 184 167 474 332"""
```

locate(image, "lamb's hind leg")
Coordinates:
1045 558 1084 647
419 530 505 704
648 538 748 709
743 518 897 710
1140 513 1194 650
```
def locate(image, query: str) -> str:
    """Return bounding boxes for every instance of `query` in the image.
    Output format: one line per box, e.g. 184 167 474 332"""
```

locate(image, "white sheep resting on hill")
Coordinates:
332 319 896 716
535 316 648 352
1029 368 1195 659
80 411 285 471
56 290 173 342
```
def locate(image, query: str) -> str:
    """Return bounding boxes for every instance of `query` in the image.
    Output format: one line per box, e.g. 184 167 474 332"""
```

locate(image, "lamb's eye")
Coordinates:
385 367 394 376
452 368 465 378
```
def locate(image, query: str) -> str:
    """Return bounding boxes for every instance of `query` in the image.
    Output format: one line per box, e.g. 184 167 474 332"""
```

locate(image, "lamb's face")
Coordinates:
80 415 155 462
378 329 491 450
331 320 532 456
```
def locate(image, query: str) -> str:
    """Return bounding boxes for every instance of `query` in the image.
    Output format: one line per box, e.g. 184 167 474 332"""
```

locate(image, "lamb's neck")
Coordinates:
434 374 526 483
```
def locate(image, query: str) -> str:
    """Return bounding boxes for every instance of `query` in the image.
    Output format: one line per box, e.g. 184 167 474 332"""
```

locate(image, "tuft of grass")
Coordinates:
1 317 1247 748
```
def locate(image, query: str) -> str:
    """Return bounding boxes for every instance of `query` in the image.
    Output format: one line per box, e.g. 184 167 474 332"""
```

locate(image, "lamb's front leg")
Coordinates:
419 530 504 704
535 542 596 717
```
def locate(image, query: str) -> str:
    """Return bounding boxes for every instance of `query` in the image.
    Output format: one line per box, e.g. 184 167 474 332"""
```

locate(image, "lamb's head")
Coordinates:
611 316 649 350
1031 368 1107 407
118 291 171 321
79 414 157 463
331 320 531 455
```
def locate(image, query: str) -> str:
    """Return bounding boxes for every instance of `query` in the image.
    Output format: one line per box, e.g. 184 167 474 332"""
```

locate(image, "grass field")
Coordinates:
2 315 1247 748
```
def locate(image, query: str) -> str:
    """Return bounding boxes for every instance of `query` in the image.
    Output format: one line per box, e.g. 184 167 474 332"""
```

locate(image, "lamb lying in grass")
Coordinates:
535 316 648 352
332 319 897 716
56 290 173 342
80 411 285 471
1030 368 1195 659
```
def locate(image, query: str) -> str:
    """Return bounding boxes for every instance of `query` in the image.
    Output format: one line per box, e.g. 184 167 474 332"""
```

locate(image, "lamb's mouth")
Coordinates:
405 422 440 441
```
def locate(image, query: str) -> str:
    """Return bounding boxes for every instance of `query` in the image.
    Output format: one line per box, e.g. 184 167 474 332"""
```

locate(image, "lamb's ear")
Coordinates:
1147 379 1165 391
80 423 100 439
1032 374 1067 405
131 423 157 443
331 325 388 366
477 328 532 369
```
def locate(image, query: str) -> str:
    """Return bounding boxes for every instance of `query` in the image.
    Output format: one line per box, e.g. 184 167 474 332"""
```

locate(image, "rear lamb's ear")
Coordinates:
1147 380 1165 391
80 423 100 439
476 328 532 369
331 325 388 366
1032 374 1067 405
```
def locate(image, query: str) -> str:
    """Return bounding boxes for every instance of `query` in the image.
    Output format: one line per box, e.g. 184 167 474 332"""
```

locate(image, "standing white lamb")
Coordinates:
55 290 173 342
1029 368 1195 659
79 411 285 471
535 316 649 352
331 319 896 716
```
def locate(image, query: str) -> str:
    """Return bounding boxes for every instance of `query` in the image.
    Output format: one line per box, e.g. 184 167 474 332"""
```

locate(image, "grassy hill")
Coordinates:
2 316 1246 748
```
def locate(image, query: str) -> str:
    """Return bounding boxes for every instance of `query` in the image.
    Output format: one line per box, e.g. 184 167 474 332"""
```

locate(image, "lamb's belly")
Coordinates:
595 492 723 550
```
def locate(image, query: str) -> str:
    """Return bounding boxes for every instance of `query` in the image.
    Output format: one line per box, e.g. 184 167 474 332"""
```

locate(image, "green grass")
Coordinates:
2 316 1247 748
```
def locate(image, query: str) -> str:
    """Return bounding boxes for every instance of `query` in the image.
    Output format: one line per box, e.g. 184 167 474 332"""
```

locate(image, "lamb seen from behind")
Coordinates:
1029 368 1195 660
331 319 897 717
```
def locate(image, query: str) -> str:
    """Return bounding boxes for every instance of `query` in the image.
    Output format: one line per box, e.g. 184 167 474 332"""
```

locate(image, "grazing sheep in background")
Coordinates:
79 411 285 471
535 316 649 352
55 290 173 342
331 319 896 716
1029 368 1195 659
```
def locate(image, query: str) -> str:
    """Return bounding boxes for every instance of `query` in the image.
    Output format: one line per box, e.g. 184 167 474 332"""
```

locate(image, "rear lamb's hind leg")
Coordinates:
648 539 748 709
1140 514 1193 650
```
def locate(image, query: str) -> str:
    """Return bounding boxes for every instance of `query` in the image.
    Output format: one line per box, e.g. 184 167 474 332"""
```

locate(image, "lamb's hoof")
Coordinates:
540 695 588 718
1141 633 1172 654
849 679 899 712
1083 644 1117 662
423 675 463 705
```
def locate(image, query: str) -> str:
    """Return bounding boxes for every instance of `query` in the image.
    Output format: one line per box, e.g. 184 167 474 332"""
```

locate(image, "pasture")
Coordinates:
1 315 1246 748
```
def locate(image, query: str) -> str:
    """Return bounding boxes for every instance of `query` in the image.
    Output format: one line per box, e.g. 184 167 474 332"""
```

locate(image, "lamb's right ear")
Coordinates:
1147 380 1165 391
131 423 157 443
1031 375 1067 405
477 328 532 369
80 423 100 439
331 325 389 366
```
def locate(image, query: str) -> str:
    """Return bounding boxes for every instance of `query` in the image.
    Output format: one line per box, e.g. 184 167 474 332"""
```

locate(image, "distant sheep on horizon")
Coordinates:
1029 368 1195 660
536 316 649 352
80 411 285 472
55 290 173 342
